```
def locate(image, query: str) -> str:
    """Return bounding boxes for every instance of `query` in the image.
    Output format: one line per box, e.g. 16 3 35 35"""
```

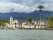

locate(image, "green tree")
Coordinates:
37 5 44 27
27 17 32 23
47 16 53 26
0 20 9 26
26 17 34 28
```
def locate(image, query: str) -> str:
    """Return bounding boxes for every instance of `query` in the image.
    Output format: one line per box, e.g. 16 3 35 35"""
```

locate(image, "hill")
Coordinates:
0 11 53 21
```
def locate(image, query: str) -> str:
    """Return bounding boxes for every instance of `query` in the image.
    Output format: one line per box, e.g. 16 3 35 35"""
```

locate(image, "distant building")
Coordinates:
35 21 46 28
22 20 35 28
4 16 19 29
4 16 47 29
22 21 46 29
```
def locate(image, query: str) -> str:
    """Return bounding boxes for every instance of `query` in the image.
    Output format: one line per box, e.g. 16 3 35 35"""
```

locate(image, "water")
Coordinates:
0 30 53 40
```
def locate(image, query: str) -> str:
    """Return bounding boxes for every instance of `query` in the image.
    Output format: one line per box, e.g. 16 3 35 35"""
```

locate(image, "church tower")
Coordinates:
10 16 13 27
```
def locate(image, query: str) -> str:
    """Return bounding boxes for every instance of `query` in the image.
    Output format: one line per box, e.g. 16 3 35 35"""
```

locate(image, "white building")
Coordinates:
4 16 19 29
35 21 46 28
22 21 46 29
22 21 35 29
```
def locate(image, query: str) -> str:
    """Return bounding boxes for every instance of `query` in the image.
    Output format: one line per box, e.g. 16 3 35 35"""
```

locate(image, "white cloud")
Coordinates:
40 0 53 3
42 3 53 11
0 0 53 13
0 2 36 13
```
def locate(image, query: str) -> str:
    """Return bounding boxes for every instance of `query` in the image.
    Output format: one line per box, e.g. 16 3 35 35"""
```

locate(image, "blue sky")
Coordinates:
0 0 53 13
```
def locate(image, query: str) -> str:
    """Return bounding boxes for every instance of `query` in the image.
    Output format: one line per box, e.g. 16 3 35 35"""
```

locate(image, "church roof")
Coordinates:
13 19 19 23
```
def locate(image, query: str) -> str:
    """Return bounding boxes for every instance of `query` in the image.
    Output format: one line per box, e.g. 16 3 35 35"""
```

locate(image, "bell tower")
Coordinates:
10 16 13 27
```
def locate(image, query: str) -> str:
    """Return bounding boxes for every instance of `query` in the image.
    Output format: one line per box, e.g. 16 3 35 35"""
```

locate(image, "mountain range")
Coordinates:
0 11 53 21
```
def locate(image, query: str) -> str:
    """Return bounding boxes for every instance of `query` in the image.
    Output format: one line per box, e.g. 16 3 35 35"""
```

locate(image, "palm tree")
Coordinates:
37 5 44 28
27 17 33 28
27 17 32 23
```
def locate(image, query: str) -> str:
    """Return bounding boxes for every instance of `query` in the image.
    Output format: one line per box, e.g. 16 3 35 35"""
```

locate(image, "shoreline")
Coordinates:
20 28 53 30
0 28 53 30
0 26 53 30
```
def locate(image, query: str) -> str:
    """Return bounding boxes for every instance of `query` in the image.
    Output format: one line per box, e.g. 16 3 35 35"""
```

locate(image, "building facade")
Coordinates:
22 21 46 29
4 16 19 29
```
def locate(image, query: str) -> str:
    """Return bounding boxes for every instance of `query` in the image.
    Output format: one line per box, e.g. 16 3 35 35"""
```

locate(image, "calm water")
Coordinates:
0 30 53 40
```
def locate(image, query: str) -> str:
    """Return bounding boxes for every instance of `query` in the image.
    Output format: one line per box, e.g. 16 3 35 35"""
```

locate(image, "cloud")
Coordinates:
0 2 36 13
0 0 53 13
43 3 53 11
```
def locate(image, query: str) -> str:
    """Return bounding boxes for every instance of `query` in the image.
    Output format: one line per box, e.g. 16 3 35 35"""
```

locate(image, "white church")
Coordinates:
4 16 19 29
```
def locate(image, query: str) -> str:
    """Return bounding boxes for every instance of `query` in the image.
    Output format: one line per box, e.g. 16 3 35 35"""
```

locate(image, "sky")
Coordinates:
0 0 53 13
